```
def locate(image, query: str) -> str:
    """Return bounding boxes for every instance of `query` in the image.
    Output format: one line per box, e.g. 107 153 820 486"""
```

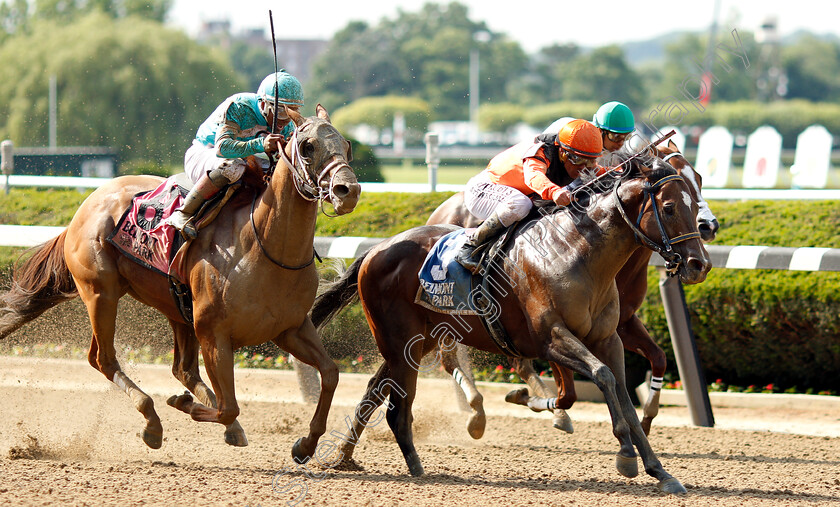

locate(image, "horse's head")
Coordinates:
655 140 719 241
285 105 361 215
613 151 712 284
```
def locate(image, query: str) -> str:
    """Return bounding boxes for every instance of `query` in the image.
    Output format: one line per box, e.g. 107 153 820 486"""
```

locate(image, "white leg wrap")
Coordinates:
113 371 130 394
649 376 664 398
452 367 466 387
526 396 557 412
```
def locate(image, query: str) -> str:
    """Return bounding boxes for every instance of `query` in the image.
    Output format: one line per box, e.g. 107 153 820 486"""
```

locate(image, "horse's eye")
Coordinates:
663 202 676 216
302 140 315 158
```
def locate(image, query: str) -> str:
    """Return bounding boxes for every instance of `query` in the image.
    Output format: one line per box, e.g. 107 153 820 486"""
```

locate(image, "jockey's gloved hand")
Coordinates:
263 133 284 155
552 187 573 207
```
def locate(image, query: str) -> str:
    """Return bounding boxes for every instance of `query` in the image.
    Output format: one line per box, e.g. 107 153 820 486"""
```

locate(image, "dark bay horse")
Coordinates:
310 153 711 493
0 105 360 463
426 140 718 435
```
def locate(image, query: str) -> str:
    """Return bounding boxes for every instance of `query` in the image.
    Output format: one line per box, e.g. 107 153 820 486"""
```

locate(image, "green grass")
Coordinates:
380 163 482 185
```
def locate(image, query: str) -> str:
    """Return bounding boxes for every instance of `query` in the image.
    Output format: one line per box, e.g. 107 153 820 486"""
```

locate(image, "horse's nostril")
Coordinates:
332 184 350 198
687 257 708 274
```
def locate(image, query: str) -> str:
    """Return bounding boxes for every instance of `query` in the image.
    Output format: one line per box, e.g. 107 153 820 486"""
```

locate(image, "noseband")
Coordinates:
615 174 701 276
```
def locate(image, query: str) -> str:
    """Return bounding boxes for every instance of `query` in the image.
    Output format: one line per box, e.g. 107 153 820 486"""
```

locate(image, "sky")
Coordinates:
167 0 840 52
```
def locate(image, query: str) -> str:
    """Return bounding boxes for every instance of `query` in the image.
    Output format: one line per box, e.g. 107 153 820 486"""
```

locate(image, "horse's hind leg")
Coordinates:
77 280 163 449
439 344 485 439
385 354 423 476
272 316 338 464
618 314 666 435
335 362 392 465
166 319 247 446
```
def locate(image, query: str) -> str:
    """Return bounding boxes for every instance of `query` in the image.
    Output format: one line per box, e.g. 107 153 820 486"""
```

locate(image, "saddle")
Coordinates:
417 201 560 357
107 173 245 323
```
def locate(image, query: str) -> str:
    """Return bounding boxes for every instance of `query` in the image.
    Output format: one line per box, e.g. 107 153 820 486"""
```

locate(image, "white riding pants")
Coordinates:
464 172 533 227
184 140 247 183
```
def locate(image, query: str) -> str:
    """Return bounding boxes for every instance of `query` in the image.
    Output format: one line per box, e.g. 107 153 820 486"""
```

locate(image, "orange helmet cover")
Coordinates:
556 119 603 158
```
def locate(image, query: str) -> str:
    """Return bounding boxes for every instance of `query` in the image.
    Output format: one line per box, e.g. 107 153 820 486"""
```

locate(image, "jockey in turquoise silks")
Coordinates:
166 70 304 240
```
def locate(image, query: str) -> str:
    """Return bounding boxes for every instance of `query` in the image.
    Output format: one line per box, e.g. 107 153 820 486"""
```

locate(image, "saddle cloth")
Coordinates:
107 176 187 279
415 229 482 315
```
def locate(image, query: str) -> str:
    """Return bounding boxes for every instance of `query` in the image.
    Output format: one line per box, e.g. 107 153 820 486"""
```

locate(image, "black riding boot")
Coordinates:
455 213 506 273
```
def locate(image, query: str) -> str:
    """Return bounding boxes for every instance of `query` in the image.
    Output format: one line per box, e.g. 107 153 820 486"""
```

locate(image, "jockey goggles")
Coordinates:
565 151 598 168
603 130 633 143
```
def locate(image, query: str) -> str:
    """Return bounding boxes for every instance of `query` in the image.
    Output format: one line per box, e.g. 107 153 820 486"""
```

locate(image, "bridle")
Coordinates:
274 121 352 216
614 173 702 277
250 119 352 270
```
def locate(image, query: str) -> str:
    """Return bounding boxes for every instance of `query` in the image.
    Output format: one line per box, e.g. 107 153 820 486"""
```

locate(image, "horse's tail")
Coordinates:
0 231 78 340
310 251 368 332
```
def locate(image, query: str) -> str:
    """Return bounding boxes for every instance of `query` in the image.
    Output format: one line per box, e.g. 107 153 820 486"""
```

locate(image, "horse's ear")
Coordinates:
316 104 331 122
668 139 678 151
287 106 305 127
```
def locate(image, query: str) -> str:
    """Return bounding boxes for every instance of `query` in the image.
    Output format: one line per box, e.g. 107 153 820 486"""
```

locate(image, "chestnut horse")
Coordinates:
426 139 718 436
310 152 711 493
0 105 360 463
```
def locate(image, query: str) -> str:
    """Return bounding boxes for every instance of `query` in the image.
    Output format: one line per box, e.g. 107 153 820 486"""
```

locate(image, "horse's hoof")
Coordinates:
141 428 163 449
338 443 356 463
615 453 639 478
224 428 248 447
504 387 530 406
658 477 687 494
166 391 193 412
407 459 425 477
466 411 486 440
552 410 574 434
292 437 312 464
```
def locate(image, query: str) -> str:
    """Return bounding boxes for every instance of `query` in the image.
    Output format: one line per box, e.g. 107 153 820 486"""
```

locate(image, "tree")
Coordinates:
562 45 647 110
653 32 757 105
308 2 527 120
33 0 171 22
0 11 241 164
781 35 840 102
522 43 580 103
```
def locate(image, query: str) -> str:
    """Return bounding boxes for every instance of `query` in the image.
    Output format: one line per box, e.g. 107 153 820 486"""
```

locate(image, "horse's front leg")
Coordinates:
504 358 574 433
544 325 685 493
586 330 686 494
273 316 339 464
166 319 247 446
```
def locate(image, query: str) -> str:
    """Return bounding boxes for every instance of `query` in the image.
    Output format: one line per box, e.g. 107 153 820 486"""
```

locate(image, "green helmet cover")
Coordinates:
258 70 304 107
592 101 635 133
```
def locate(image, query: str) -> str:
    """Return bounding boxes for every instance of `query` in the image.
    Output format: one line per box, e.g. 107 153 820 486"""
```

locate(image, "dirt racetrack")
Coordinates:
1 355 839 507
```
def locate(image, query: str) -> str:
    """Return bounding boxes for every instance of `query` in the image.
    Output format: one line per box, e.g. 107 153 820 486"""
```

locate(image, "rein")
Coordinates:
614 173 702 276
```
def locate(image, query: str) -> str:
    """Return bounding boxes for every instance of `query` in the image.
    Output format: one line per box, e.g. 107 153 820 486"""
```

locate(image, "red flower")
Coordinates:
509 367 515 373
495 364 503 372
357 355 364 363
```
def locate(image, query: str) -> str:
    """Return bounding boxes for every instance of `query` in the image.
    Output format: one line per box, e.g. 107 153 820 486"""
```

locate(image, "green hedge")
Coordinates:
2 189 839 390
640 200 840 391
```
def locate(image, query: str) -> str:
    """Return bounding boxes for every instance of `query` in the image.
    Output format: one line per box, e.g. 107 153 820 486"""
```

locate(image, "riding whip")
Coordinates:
269 10 279 134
